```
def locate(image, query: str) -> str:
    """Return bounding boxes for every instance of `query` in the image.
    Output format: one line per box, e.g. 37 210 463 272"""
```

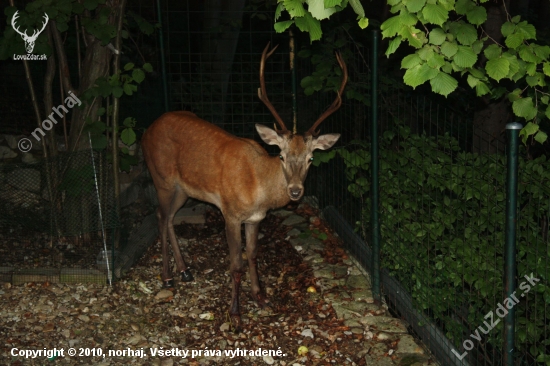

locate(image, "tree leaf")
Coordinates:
402 26 424 48
358 17 369 29
483 44 501 60
486 57 510 82
123 62 134 71
284 0 306 17
132 68 145 83
441 41 458 57
307 0 337 20
475 81 491 96
385 36 402 56
512 97 537 120
505 33 524 49
534 45 550 59
516 21 536 40
428 52 445 68
518 45 540 63
454 23 477 45
401 53 422 69
275 2 285 20
295 12 322 43
91 135 107 150
274 20 294 33
404 63 438 88
324 0 342 6
453 46 477 68
112 86 123 98
430 71 458 97
143 63 153 72
543 62 550 77
429 28 446 45
466 6 487 26
422 4 448 26
467 74 479 88
349 0 365 17
121 128 136 146
501 21 515 37
502 53 519 78
455 0 474 15
521 122 539 138
83 0 99 11
381 15 403 39
534 131 548 144
403 0 426 13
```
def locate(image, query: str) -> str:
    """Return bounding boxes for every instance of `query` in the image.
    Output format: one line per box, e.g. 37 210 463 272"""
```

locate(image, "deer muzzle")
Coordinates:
288 185 303 201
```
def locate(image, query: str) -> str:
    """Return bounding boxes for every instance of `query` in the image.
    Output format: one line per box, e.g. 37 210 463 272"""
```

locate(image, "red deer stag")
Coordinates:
141 43 347 331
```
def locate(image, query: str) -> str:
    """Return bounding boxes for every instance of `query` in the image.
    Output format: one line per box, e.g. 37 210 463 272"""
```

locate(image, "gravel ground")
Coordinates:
1 205 388 366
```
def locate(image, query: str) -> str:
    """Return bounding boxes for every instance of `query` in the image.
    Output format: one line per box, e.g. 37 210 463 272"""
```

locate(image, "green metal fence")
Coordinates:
313 31 549 365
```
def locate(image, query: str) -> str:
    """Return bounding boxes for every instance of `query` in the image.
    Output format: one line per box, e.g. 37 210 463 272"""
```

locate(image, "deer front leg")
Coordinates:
245 222 271 308
226 219 244 332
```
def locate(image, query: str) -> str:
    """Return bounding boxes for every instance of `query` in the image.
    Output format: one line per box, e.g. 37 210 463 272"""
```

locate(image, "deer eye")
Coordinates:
309 157 314 162
279 155 284 161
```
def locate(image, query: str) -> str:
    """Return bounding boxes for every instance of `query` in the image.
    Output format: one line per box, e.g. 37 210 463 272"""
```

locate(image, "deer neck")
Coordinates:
258 155 291 210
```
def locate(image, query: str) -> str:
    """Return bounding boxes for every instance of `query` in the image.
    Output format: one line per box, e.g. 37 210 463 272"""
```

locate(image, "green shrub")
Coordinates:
317 125 550 362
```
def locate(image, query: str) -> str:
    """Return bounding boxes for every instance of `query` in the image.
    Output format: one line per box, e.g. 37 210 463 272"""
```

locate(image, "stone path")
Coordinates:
273 208 435 366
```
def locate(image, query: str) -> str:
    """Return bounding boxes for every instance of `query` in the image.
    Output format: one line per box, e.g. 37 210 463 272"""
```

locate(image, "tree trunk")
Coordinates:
51 1 124 242
472 1 511 153
472 98 510 153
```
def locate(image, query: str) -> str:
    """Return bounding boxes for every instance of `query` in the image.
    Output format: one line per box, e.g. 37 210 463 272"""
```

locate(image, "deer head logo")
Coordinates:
11 11 49 54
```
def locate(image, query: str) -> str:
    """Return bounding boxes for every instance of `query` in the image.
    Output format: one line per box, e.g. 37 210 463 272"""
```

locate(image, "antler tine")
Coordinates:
38 13 49 33
11 11 25 37
306 51 348 137
258 42 288 133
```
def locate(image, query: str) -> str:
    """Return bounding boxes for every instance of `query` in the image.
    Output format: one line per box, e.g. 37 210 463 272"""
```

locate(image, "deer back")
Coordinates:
142 111 288 218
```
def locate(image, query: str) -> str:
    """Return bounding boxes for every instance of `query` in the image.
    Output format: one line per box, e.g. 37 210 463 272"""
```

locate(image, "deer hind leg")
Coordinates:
156 186 193 288
245 222 271 309
226 218 244 332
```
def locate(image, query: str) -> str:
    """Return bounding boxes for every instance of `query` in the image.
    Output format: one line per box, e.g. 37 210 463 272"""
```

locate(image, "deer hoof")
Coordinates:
181 269 194 282
230 314 243 333
162 278 174 288
256 293 272 309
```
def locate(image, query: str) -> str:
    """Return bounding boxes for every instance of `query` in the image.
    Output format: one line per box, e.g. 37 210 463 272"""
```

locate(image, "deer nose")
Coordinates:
289 186 303 200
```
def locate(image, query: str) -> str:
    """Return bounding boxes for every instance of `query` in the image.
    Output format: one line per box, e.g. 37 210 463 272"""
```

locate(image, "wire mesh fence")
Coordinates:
0 150 118 284
0 1 548 364
314 73 550 365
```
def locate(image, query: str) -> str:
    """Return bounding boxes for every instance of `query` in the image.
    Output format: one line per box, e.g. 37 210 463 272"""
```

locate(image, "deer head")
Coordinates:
12 11 49 54
256 43 348 201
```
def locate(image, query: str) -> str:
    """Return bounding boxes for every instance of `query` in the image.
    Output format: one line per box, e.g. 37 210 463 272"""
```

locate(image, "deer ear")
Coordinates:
312 133 340 150
256 124 284 147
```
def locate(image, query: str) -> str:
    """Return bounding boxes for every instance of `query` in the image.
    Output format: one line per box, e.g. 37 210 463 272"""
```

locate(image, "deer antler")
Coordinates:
11 11 49 40
11 11 26 38
306 52 348 137
34 13 49 38
258 42 288 133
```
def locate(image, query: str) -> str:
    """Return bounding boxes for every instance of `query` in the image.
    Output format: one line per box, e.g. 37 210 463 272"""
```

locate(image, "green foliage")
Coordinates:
299 228 328 240
275 0 367 43
82 63 152 172
296 23 371 107
327 127 550 362
275 0 549 145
